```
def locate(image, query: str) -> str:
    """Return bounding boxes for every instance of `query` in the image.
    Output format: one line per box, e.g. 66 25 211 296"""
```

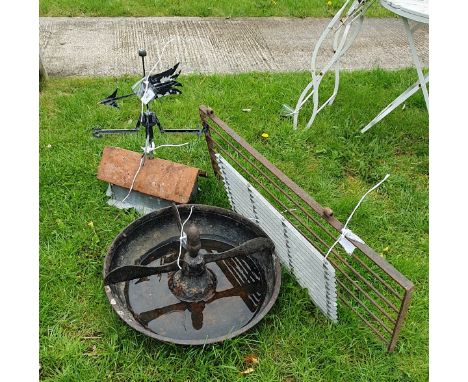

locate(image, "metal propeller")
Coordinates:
104 237 274 285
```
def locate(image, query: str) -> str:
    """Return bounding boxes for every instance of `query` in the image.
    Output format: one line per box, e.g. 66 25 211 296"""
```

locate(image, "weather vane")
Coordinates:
93 48 201 159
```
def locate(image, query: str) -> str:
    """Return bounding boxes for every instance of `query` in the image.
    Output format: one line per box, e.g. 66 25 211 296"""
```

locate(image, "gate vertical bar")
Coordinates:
388 287 414 352
200 107 221 178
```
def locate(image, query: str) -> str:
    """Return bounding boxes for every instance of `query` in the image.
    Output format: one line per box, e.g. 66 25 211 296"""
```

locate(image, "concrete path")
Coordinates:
40 17 428 77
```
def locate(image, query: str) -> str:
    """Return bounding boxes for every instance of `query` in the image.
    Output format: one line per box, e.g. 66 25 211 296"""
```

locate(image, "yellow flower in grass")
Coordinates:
327 1 332 6
261 133 269 139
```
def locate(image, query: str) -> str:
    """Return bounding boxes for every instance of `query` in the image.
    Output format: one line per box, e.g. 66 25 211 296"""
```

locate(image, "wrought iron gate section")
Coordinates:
199 105 413 352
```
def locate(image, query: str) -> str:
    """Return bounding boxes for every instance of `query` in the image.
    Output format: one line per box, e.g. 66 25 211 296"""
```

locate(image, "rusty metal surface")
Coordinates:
104 204 282 345
97 146 200 204
199 105 414 352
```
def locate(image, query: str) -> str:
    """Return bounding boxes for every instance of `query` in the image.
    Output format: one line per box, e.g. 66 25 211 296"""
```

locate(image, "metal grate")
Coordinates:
217 154 338 321
199 105 414 352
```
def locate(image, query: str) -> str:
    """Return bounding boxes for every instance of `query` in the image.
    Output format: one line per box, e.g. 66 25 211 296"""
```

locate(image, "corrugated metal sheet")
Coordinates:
217 154 337 322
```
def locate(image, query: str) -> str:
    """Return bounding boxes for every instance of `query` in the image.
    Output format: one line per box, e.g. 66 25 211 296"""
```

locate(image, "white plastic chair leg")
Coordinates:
288 1 352 128
292 80 315 129
320 12 363 108
361 16 429 133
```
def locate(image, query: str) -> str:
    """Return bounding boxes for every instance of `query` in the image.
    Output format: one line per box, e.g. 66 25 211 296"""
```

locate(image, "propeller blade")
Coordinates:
104 262 179 285
203 237 274 264
104 237 274 285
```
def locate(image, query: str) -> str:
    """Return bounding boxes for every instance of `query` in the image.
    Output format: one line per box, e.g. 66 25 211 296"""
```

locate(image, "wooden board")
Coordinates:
97 146 199 204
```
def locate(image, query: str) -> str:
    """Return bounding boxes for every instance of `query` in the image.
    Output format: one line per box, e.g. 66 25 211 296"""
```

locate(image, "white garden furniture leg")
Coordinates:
305 8 366 129
360 73 429 133
361 14 429 133
403 17 429 109
290 1 352 129
285 0 372 129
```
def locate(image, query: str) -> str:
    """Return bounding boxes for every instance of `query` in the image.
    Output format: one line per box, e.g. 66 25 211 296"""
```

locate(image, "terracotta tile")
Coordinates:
97 146 199 203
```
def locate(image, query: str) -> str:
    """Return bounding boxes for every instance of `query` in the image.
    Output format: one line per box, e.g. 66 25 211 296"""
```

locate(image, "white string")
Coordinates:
142 142 189 155
177 206 195 269
140 38 176 103
324 174 390 258
147 38 176 78
121 155 145 203
120 142 190 203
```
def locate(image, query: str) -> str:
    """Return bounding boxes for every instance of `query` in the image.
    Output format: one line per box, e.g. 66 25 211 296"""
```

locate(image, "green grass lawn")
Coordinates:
39 0 391 17
40 69 428 381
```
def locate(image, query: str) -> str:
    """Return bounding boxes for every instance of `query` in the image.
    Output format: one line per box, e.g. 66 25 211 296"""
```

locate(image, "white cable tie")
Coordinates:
141 141 155 154
337 228 365 255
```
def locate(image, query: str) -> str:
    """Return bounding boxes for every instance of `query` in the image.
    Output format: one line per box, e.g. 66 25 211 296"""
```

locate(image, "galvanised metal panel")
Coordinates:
217 154 337 322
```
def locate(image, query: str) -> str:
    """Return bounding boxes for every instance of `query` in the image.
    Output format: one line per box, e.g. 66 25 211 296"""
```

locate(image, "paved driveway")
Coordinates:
40 17 428 76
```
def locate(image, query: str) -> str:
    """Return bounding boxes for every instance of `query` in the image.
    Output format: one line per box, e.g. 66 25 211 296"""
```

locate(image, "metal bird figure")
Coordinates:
148 62 182 99
98 63 182 109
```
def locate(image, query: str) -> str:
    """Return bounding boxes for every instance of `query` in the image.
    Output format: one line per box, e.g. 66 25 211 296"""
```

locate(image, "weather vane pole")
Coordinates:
139 48 146 77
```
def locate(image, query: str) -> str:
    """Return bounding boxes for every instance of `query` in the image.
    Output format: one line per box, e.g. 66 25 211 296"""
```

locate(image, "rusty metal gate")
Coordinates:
199 105 413 352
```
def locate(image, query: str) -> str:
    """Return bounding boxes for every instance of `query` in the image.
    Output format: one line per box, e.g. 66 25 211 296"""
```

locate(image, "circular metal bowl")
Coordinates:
103 204 281 345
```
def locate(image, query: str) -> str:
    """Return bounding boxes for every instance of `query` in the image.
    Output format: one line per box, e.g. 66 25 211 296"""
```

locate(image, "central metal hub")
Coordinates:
168 225 217 302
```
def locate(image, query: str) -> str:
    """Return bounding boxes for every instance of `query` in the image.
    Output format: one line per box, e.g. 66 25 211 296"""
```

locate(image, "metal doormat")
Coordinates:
199 105 414 352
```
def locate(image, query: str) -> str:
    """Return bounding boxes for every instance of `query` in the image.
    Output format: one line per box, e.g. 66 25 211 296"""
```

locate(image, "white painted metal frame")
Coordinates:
361 0 429 133
216 154 338 322
282 0 374 129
